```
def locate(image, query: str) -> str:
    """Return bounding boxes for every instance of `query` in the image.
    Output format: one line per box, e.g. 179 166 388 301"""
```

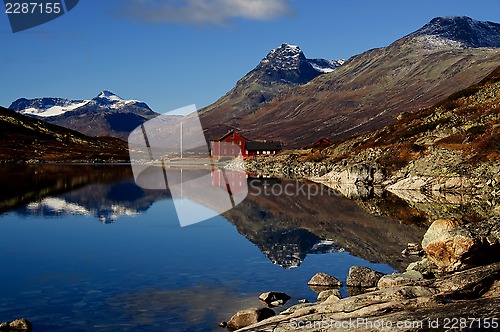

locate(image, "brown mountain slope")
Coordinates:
335 65 500 170
256 65 500 176
200 17 500 147
0 106 129 163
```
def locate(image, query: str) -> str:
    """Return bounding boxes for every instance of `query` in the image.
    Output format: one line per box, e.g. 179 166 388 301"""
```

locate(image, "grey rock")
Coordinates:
307 272 342 287
377 272 422 290
406 257 439 278
402 270 424 280
317 289 342 302
346 266 385 287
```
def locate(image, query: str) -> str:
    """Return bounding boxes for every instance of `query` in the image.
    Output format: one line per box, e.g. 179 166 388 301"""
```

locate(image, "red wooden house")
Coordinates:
210 130 283 158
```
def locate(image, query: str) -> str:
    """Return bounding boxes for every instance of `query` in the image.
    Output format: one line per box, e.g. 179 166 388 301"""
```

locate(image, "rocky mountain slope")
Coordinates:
202 16 500 146
200 43 344 138
9 91 160 140
0 106 129 163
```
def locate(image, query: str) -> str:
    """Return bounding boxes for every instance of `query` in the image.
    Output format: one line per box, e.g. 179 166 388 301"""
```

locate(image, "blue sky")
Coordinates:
1 0 499 113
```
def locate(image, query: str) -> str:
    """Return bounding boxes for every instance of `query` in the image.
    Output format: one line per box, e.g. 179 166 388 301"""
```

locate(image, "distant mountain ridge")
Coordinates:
9 91 159 140
0 106 129 163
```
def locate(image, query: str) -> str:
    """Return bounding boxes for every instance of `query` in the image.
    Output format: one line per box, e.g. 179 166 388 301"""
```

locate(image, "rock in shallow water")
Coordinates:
258 292 291 307
307 272 342 288
0 318 32 331
227 307 275 330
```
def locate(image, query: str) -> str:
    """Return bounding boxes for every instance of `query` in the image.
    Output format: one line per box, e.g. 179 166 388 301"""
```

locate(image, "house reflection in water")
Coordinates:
211 169 248 195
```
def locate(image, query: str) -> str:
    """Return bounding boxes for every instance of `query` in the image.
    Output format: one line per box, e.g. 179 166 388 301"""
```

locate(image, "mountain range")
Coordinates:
4 16 500 153
9 91 160 140
200 16 500 146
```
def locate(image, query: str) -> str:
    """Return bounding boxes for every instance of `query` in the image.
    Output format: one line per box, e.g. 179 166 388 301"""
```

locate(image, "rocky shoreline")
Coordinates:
235 149 500 223
223 217 500 331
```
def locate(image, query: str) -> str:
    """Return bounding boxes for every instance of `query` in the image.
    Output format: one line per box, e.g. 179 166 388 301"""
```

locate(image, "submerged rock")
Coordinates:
227 307 275 330
258 292 291 307
0 318 32 331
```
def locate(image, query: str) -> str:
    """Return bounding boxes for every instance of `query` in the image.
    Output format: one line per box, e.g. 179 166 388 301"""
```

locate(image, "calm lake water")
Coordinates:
0 165 425 331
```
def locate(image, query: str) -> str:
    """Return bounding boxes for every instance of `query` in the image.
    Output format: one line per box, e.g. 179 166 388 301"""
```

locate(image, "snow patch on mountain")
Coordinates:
21 100 90 117
308 59 345 73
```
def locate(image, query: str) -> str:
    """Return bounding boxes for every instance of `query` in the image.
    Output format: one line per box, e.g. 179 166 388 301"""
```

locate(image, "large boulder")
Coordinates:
422 218 500 273
307 272 342 288
346 266 385 288
227 308 275 330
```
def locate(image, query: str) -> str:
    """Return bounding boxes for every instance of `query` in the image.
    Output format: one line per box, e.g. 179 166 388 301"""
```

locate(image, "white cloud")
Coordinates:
124 0 294 26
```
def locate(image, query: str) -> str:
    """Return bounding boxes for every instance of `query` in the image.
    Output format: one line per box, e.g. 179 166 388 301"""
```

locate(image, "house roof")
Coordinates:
213 130 248 142
246 141 283 151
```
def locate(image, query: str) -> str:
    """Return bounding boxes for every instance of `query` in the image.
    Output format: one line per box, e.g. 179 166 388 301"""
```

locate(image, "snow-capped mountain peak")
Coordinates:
408 16 500 50
91 90 141 109
260 43 307 71
253 43 344 85
97 90 123 101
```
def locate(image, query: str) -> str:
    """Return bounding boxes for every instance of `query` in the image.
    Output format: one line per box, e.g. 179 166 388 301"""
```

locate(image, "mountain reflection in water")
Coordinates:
0 165 428 271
